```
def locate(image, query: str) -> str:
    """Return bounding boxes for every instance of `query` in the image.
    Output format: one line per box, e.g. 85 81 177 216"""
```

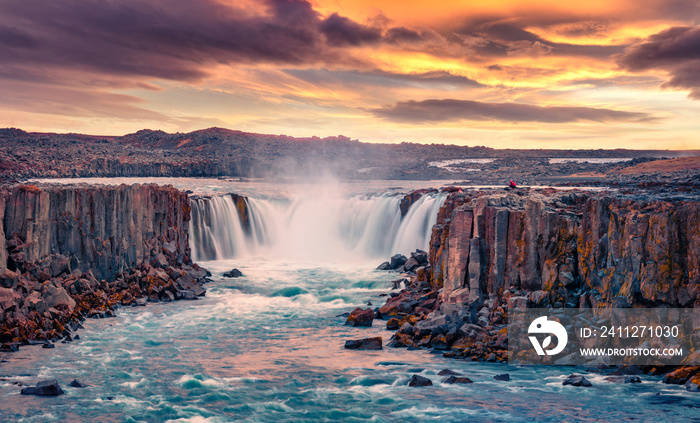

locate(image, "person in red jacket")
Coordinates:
508 180 517 189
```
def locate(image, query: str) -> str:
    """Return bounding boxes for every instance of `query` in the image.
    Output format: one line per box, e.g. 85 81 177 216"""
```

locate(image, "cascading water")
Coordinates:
189 191 446 262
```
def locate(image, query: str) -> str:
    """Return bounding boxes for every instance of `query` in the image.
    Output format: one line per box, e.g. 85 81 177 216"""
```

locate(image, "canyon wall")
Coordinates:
382 189 699 365
1 183 192 281
1 183 210 348
430 190 700 309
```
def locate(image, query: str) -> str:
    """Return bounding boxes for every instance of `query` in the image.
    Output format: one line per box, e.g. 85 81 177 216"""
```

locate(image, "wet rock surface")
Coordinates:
21 380 64 396
563 374 592 387
344 337 382 350
223 268 243 278
408 374 433 387
345 307 376 327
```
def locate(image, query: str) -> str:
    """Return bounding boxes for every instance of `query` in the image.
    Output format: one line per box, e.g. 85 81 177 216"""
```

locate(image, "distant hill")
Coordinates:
1 127 698 183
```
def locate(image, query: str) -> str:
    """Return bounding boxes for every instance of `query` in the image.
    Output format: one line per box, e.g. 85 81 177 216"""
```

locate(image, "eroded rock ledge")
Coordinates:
0 183 210 350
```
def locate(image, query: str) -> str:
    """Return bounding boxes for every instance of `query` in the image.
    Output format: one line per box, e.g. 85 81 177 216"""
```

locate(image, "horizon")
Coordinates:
5 125 700 153
1 1 700 149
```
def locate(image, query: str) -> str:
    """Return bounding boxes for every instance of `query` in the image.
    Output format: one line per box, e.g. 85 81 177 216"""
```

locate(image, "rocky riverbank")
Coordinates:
0 183 210 351
373 188 700 391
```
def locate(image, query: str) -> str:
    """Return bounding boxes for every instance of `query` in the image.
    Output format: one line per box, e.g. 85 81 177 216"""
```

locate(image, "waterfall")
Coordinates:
189 191 446 262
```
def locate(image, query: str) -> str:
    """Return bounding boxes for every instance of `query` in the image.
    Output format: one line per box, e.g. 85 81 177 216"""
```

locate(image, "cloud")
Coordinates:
371 99 654 124
283 69 482 89
320 13 382 46
0 0 384 82
618 26 700 99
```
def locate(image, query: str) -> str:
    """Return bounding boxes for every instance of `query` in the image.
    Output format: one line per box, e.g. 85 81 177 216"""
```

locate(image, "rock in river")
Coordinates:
345 307 375 327
223 268 243 278
344 337 382 350
21 380 64 396
408 375 433 387
563 374 592 387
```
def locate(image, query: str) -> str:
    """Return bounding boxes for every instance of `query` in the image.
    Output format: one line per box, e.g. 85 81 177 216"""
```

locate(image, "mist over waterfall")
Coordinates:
189 190 446 262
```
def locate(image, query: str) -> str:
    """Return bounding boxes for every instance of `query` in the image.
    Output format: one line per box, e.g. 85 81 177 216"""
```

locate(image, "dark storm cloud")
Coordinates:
385 27 429 44
371 99 653 124
618 26 700 98
0 0 384 81
320 13 382 46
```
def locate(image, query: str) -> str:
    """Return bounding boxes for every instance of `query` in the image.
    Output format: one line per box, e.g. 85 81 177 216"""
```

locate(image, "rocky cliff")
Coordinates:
380 189 699 371
1 183 192 281
0 183 209 350
430 190 699 309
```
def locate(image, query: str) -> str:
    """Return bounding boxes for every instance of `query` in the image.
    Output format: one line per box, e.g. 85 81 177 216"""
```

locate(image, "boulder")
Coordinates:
0 269 19 289
0 343 19 352
0 287 20 312
223 268 243 278
402 257 420 272
345 307 375 327
152 254 169 269
69 379 87 388
48 256 70 278
443 375 473 384
23 291 47 314
344 337 382 350
438 369 460 376
21 380 64 396
494 374 510 381
376 261 391 271
386 318 400 330
397 322 414 336
411 250 428 265
562 374 592 387
177 275 206 297
408 375 433 387
390 254 407 270
686 375 700 392
42 281 76 312
663 366 700 384
179 290 197 300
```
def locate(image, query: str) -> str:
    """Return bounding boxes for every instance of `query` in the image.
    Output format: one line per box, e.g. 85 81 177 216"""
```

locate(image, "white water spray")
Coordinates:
189 189 446 262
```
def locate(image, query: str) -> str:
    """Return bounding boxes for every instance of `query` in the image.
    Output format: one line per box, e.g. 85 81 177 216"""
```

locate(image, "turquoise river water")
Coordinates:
0 178 698 422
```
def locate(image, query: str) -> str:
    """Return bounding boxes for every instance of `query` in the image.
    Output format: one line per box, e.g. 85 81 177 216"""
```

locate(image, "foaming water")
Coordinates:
3 178 697 422
189 188 446 262
2 257 699 422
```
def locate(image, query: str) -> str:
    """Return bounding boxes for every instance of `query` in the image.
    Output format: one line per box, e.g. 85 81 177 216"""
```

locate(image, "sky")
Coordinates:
1 0 699 149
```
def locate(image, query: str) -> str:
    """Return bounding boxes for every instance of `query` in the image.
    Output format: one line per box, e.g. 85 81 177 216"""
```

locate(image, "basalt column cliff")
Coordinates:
383 190 699 366
0 184 209 349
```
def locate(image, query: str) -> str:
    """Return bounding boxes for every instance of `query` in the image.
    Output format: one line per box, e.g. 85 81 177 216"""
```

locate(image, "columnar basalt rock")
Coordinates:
0 183 209 349
432 191 699 309
382 188 699 366
2 183 191 281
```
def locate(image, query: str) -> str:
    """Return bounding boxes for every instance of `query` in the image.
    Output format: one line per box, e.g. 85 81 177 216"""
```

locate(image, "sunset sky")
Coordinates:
1 0 699 149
